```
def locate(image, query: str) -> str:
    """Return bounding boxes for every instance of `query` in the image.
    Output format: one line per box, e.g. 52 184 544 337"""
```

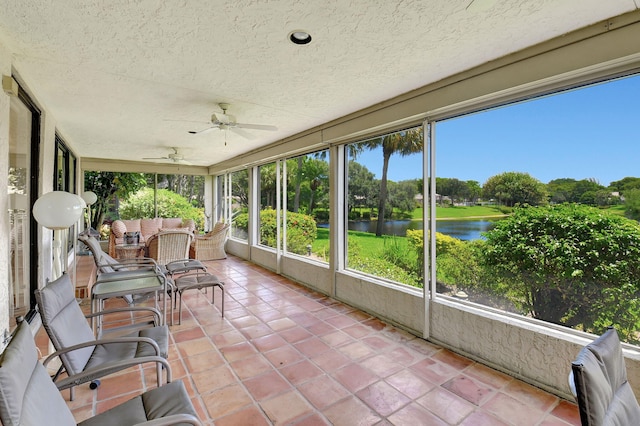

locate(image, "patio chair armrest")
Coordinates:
133 414 203 426
84 306 162 325
42 337 162 366
52 355 172 391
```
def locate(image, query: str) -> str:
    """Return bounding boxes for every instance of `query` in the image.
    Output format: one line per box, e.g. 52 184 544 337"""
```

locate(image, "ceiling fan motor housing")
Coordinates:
211 112 230 125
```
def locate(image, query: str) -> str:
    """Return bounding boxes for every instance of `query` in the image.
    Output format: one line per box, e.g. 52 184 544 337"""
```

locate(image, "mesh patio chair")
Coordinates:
35 273 171 400
569 327 640 425
0 321 201 426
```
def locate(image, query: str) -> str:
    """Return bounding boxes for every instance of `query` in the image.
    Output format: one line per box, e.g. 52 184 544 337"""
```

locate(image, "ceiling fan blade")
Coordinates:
235 123 277 131
188 126 219 135
142 156 169 160
230 127 256 140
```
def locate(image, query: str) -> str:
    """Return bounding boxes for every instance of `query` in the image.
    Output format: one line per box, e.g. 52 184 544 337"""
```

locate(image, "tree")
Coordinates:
347 161 378 217
388 179 419 214
482 204 640 342
84 171 147 229
362 128 423 236
436 178 468 204
623 188 640 220
482 171 548 207
609 176 640 193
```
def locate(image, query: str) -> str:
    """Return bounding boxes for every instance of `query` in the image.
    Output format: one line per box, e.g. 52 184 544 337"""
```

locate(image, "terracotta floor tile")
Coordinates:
219 341 258 362
360 353 404 378
279 325 314 343
297 375 350 409
417 387 475 424
260 390 314 424
336 340 377 361
356 380 411 416
442 374 496 406
551 399 582 425
171 326 206 343
483 392 546 426
322 396 382 426
251 333 289 352
332 363 378 392
459 409 510 426
294 336 331 357
230 353 273 380
289 412 333 426
386 368 437 399
263 344 305 368
503 379 559 412
387 402 449 426
240 323 275 339
464 362 513 389
176 337 216 358
191 364 237 394
214 405 271 426
305 321 337 336
280 360 324 385
433 348 474 371
410 358 459 385
201 384 253 419
184 349 225 373
243 370 292 401
61 255 579 426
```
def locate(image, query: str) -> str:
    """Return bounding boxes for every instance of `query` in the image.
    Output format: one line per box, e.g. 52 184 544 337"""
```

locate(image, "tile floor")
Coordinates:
39 254 581 425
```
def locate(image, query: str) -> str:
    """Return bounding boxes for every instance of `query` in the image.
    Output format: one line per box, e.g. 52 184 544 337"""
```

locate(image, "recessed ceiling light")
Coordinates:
289 30 312 45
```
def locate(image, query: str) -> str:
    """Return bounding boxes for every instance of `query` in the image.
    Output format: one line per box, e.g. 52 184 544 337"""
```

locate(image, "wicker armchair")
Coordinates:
147 231 194 265
189 223 230 260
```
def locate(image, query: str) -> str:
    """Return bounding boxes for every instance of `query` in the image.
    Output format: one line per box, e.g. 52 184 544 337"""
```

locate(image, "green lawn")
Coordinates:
411 205 507 220
313 227 407 260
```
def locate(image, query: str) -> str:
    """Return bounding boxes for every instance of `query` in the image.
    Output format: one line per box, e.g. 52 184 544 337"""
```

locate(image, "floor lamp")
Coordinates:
32 191 84 280
81 191 99 238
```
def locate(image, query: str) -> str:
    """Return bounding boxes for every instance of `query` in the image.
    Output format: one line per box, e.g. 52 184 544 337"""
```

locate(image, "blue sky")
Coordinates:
353 74 640 187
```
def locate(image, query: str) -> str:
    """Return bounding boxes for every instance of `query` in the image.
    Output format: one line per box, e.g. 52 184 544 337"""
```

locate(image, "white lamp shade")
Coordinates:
32 191 84 229
82 191 98 206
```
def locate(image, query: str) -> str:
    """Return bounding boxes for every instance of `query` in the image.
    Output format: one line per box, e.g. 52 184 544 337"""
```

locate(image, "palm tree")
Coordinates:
362 128 423 236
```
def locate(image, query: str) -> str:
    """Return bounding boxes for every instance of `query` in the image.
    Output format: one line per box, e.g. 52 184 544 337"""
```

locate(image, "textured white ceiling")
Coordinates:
0 0 637 166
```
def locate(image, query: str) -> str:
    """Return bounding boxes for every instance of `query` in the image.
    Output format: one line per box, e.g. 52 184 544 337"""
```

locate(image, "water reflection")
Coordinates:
319 219 496 241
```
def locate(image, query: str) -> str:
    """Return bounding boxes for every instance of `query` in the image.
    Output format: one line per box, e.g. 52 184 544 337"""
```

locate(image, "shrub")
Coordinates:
482 203 640 342
119 188 205 229
235 209 317 255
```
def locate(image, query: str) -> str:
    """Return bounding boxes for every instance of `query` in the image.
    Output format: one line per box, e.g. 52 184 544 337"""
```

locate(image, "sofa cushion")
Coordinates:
110 220 128 239
140 218 162 240
161 218 183 229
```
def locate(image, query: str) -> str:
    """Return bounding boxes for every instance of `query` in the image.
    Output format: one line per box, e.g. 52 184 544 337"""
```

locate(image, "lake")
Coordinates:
320 219 496 241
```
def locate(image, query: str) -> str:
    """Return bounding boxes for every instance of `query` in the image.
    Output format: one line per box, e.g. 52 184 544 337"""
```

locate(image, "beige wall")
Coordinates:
0 40 11 345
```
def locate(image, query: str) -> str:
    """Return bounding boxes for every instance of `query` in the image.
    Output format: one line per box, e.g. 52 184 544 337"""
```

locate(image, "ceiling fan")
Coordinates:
188 103 277 140
143 147 193 164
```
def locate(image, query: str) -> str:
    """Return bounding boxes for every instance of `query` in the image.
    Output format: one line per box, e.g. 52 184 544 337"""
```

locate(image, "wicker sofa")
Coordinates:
108 218 196 257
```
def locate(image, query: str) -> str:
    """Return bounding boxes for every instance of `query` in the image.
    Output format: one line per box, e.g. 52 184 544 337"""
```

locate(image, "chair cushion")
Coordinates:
78 380 197 426
571 328 640 425
35 273 96 375
0 322 76 426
